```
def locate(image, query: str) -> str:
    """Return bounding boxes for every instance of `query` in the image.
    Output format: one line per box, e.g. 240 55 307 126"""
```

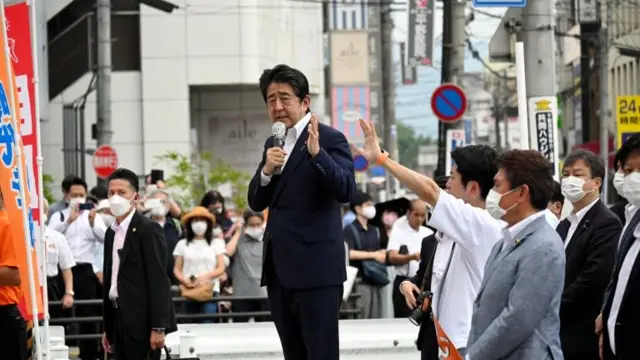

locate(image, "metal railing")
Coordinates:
48 294 363 341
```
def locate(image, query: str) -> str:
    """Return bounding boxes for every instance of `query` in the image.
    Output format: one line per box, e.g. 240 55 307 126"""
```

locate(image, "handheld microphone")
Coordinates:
272 122 287 175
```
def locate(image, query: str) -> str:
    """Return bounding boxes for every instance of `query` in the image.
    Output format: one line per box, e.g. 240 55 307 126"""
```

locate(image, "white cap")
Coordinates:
97 199 110 211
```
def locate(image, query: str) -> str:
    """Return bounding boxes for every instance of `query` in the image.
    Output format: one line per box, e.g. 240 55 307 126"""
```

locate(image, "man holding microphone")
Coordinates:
248 64 356 360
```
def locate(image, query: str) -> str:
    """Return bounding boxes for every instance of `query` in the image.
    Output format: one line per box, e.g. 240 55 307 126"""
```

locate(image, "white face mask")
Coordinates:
109 195 132 217
150 206 169 217
69 197 86 208
361 205 377 219
212 227 223 238
485 188 518 220
100 213 115 227
245 227 264 241
191 221 208 236
614 171 626 198
623 172 640 206
561 176 592 203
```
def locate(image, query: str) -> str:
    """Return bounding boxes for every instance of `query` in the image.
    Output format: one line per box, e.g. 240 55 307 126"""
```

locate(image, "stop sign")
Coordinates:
93 145 118 179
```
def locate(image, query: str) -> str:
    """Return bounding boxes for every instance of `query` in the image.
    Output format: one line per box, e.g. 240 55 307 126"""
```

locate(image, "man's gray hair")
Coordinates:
149 189 171 199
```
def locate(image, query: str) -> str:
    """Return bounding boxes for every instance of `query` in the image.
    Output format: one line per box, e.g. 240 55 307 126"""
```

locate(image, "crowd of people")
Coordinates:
40 173 269 359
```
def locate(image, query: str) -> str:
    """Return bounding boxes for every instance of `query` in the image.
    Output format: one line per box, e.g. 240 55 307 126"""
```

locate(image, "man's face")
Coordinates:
107 179 137 201
266 82 310 128
407 206 427 229
68 184 87 200
447 165 476 203
623 149 640 175
547 201 563 219
562 159 600 193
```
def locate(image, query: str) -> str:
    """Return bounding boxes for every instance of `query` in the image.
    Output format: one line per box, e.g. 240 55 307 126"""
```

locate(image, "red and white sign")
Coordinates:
6 4 39 219
93 145 118 179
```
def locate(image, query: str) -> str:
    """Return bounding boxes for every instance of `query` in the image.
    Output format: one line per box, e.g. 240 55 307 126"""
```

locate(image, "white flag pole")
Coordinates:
26 0 49 357
0 2 42 360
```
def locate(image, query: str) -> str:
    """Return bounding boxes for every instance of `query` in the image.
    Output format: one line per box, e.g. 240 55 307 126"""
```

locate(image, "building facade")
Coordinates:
40 0 325 190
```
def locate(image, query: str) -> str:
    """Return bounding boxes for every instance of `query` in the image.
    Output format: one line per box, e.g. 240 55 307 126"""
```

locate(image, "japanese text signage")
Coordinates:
407 0 434 67
616 95 640 149
528 97 558 177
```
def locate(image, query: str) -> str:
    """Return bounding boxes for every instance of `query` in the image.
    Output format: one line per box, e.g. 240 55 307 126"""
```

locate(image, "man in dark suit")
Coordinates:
600 133 640 359
556 150 621 360
101 168 177 360
247 64 356 360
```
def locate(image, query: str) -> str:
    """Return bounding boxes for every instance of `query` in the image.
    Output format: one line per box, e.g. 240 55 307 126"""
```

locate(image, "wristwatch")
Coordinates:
65 290 74 296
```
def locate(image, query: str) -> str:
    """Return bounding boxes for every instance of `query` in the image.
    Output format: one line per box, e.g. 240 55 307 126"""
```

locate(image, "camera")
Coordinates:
408 291 432 326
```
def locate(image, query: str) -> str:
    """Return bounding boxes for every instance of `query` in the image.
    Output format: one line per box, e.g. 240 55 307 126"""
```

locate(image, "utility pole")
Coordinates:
381 0 397 197
523 0 557 171
96 0 112 186
435 0 466 176
599 0 611 201
502 69 510 149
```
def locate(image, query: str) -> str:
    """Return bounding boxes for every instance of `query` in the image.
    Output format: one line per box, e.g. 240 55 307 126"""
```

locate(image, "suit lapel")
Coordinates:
616 209 640 272
556 219 570 242
117 211 140 272
270 125 309 205
564 201 600 253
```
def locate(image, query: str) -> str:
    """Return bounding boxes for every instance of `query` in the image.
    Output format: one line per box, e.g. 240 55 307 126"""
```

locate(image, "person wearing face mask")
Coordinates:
200 190 233 235
555 149 622 360
342 191 387 319
145 190 183 286
225 210 270 322
173 206 227 323
609 153 630 224
597 133 640 360
47 175 76 220
544 180 564 228
101 168 177 360
48 176 107 360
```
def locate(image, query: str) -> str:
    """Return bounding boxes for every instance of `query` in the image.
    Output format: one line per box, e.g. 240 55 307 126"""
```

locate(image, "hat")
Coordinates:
97 199 110 211
181 206 215 225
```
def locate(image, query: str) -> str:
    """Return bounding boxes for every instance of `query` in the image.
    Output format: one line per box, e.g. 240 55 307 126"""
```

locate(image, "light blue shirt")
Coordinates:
93 243 104 274
342 211 356 228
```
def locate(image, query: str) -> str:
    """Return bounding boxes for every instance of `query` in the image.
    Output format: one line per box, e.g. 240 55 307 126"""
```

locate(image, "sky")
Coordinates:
392 5 507 137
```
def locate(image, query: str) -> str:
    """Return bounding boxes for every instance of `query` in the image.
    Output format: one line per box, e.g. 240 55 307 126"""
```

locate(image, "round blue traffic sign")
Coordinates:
353 154 369 172
431 84 467 123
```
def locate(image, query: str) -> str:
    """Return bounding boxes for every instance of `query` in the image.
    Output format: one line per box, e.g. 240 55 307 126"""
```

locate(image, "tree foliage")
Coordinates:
155 151 251 211
397 121 433 169
42 173 55 204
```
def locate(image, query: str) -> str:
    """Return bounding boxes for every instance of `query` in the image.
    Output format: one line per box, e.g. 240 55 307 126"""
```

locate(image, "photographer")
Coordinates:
397 145 502 358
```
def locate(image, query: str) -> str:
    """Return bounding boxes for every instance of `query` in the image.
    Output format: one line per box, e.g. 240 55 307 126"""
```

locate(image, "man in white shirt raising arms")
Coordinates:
398 144 502 358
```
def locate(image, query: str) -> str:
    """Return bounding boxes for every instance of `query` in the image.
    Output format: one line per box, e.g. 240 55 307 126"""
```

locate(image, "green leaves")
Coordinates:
154 151 250 211
42 173 55 205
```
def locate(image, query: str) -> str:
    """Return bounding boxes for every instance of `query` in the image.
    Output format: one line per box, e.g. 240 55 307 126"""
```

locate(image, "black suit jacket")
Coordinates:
556 200 621 356
609 199 628 224
409 234 438 354
103 211 177 352
247 122 356 289
602 209 640 359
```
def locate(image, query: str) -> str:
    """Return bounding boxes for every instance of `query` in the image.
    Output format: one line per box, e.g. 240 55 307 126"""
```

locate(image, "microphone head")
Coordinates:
272 122 287 139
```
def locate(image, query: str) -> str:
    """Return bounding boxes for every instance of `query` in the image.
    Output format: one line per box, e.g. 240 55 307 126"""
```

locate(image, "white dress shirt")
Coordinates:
500 211 546 252
45 227 76 277
543 209 560 229
420 191 503 349
387 215 433 277
260 113 311 186
564 198 599 249
48 208 107 264
607 214 640 355
618 203 637 248
108 209 135 300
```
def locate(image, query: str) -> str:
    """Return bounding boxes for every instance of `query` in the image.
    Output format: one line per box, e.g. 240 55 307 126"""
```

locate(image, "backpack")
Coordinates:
347 224 389 286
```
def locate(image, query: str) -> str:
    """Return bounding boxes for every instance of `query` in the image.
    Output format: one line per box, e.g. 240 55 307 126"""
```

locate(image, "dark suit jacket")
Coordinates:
602 209 640 359
556 200 621 356
610 199 628 224
409 234 438 354
247 121 356 289
103 211 177 353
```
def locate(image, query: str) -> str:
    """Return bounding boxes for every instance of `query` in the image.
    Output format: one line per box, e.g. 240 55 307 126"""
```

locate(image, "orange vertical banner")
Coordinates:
0 8 42 320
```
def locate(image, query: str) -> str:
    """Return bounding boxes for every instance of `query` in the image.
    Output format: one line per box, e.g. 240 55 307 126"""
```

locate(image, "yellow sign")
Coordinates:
616 95 640 149
535 100 551 111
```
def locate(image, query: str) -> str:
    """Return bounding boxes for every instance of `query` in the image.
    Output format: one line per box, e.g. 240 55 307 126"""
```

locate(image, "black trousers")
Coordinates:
112 307 160 360
233 299 270 322
73 263 99 360
392 275 411 318
0 304 27 360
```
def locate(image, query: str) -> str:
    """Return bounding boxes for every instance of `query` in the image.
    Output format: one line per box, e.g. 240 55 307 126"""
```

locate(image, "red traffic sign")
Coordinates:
431 84 467 123
93 145 118 179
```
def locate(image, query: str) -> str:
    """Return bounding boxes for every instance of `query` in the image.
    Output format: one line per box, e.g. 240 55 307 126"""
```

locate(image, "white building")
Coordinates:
39 0 325 190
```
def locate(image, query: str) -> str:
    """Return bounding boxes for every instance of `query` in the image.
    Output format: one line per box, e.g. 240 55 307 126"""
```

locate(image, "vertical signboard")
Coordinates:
399 42 417 85
445 129 466 175
528 97 559 179
367 3 383 126
615 95 640 149
407 0 435 67
330 31 370 85
572 61 582 144
464 119 473 144
576 0 598 24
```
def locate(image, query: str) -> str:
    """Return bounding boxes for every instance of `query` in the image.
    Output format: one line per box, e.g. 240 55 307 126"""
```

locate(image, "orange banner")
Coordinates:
434 317 463 360
0 8 42 320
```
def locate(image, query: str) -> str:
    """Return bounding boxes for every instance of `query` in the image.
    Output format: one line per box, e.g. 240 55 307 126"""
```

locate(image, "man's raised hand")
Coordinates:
307 114 320 158
356 119 383 163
